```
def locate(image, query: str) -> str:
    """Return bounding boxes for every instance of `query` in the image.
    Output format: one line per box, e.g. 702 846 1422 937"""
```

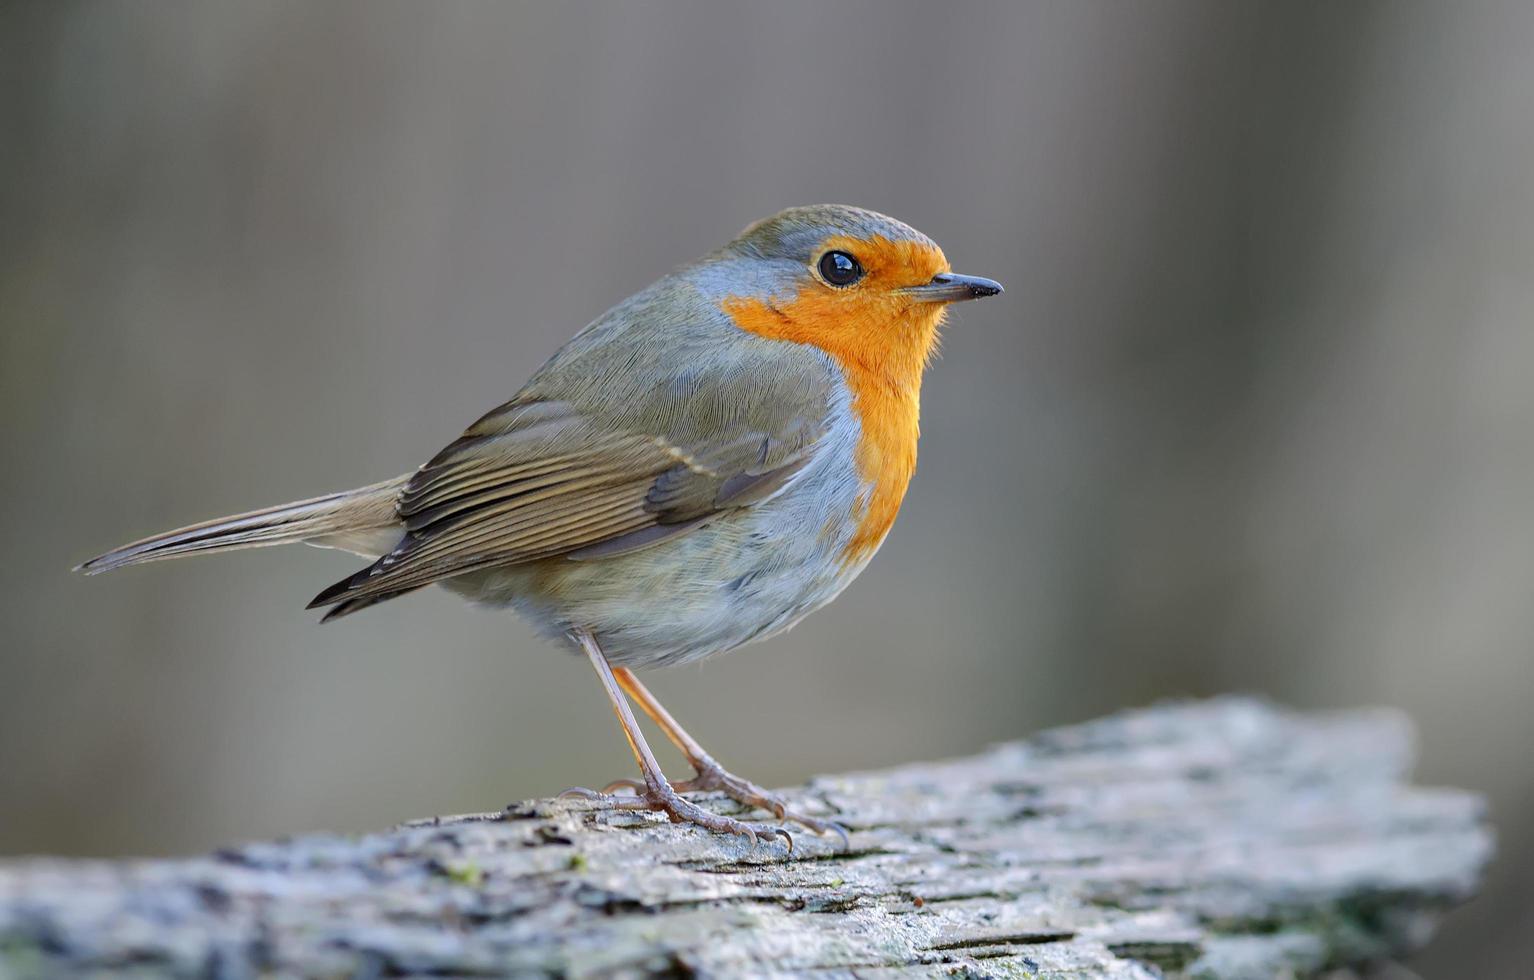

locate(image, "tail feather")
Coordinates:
76 475 410 575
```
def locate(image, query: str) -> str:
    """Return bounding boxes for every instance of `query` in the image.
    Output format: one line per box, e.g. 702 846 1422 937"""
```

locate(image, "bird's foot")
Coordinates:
560 780 794 850
678 757 851 846
593 756 849 847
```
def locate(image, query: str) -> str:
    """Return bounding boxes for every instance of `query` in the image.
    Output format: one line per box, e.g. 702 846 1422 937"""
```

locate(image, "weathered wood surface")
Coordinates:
0 698 1490 979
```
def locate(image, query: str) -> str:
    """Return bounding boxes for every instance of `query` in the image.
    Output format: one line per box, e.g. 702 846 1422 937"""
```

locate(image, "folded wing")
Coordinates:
308 390 827 620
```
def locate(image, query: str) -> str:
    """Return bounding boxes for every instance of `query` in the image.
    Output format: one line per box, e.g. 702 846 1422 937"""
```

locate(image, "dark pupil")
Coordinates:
819 251 862 286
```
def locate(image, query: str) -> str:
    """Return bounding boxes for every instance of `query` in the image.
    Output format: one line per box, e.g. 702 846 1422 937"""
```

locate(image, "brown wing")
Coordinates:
307 396 824 619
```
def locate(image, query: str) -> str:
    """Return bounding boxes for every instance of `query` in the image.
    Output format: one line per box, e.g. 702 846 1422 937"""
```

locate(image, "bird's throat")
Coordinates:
721 295 941 566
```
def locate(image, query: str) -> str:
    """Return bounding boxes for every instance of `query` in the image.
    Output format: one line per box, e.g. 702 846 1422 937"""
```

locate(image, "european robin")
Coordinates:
79 205 1003 848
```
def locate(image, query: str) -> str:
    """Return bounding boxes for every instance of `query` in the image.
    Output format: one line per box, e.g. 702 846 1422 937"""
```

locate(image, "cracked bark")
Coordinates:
0 698 1491 978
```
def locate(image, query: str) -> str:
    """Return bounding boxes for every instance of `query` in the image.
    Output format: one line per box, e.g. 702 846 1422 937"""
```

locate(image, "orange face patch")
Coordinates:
722 235 950 564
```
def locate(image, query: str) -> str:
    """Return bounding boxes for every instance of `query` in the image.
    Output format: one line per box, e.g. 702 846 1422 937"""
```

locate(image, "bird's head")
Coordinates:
703 205 1002 381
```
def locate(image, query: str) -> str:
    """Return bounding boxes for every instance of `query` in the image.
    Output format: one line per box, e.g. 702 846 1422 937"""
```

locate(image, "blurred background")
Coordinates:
3 1 1531 974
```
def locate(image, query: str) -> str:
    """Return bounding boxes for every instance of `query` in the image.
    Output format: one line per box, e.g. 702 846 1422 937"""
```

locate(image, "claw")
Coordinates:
820 820 851 851
601 778 645 795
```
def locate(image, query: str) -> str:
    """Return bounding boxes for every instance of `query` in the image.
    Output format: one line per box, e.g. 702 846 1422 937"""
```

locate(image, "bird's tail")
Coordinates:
76 475 411 575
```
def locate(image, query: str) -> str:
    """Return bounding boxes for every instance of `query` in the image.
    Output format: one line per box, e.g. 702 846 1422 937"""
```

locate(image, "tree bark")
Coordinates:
0 698 1490 978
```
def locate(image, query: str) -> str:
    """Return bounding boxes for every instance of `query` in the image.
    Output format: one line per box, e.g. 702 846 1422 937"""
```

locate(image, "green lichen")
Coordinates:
442 861 484 886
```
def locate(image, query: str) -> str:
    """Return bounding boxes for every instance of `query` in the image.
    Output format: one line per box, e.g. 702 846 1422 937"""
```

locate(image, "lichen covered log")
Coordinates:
0 698 1490 978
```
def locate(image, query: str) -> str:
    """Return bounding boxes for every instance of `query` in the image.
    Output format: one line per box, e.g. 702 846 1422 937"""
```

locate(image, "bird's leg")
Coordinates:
560 629 792 849
609 666 848 844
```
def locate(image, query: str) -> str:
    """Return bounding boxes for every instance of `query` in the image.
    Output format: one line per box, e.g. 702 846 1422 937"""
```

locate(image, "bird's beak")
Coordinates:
903 272 1005 303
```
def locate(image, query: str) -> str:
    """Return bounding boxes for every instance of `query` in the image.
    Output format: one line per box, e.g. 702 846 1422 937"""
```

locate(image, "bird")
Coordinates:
78 204 1003 849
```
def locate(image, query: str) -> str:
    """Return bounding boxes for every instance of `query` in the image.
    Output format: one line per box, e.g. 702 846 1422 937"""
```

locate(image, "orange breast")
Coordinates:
721 236 947 565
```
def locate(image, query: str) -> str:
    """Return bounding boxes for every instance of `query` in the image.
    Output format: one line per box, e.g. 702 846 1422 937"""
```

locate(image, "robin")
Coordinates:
79 205 1003 849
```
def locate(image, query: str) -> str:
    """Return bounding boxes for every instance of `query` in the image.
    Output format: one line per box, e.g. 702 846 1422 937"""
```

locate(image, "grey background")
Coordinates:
3 2 1531 975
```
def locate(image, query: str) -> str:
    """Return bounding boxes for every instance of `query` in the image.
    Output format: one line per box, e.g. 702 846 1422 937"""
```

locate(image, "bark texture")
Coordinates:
0 698 1490 978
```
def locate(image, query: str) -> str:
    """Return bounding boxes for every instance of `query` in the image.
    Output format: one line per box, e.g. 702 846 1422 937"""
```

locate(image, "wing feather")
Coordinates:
309 345 836 615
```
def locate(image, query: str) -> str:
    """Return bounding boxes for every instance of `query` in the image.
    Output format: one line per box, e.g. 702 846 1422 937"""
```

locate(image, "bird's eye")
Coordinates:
817 250 864 287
